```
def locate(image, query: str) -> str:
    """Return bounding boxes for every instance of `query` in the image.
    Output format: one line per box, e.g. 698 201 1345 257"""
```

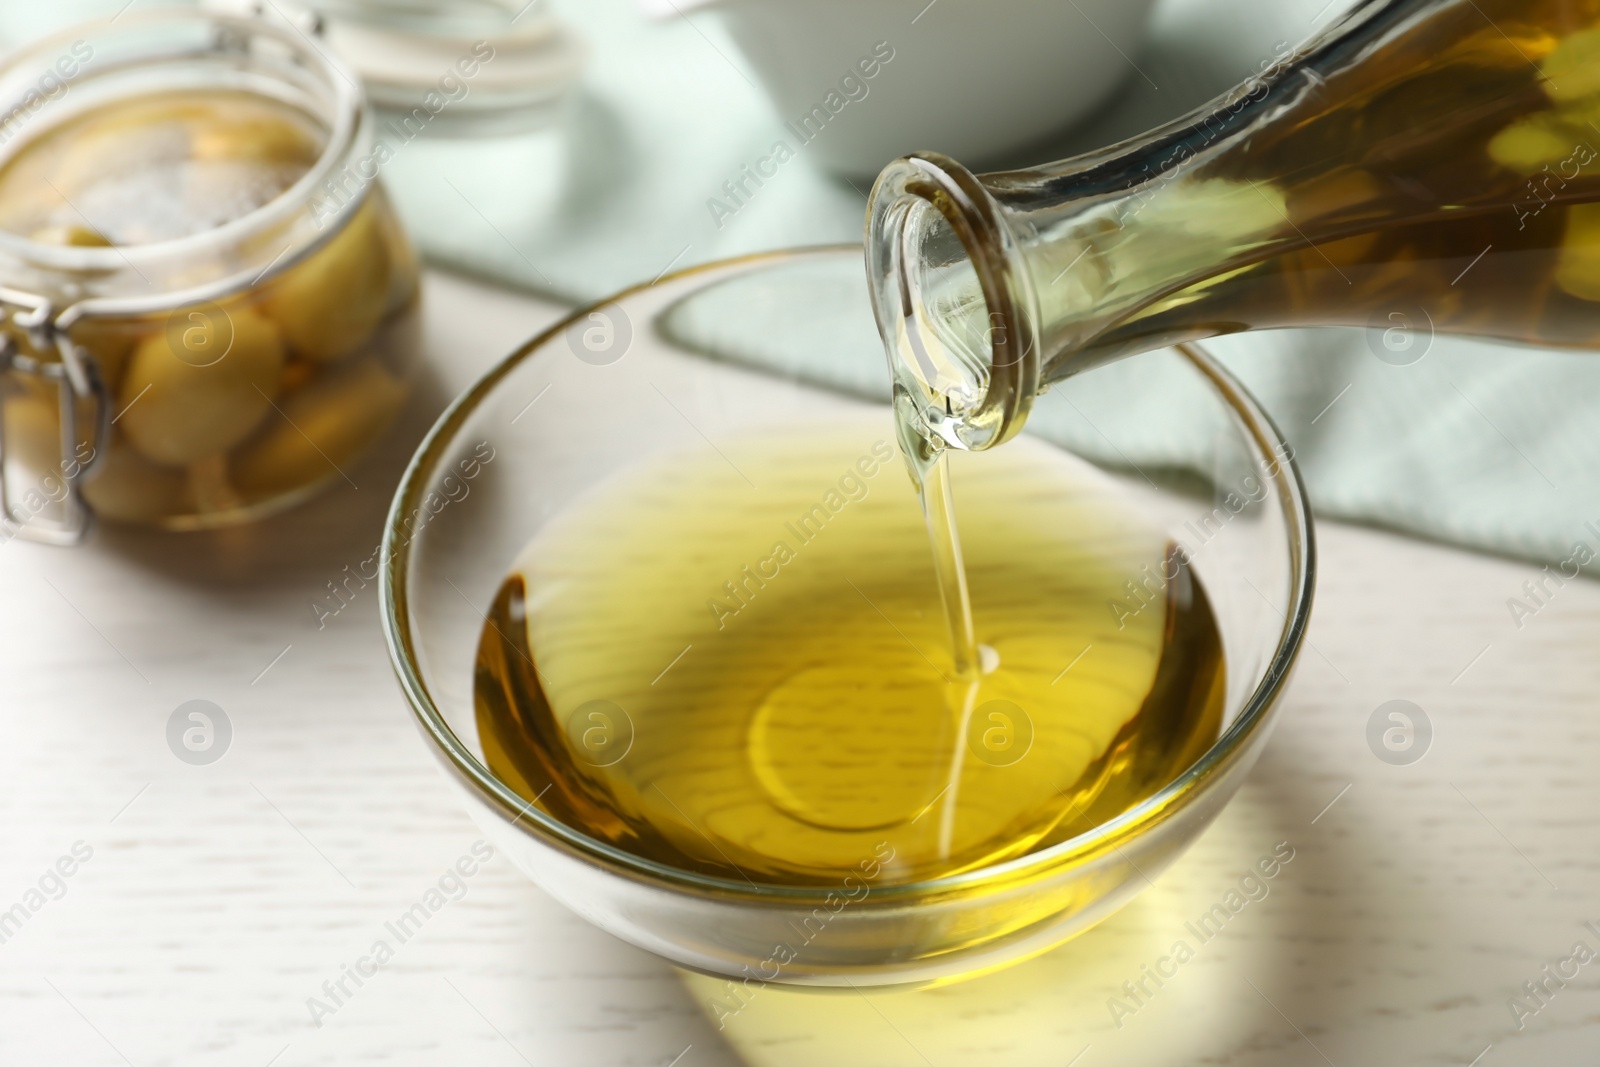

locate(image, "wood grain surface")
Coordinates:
1 271 1594 1066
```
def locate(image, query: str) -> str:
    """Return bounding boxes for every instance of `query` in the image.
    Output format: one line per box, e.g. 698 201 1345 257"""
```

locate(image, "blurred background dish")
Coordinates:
637 0 1159 175
206 0 589 137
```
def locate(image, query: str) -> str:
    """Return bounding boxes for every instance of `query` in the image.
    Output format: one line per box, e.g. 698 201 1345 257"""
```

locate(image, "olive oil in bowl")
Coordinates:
473 413 1223 888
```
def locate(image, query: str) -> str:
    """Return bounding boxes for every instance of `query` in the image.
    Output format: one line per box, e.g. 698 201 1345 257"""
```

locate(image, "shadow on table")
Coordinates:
658 761 1426 1067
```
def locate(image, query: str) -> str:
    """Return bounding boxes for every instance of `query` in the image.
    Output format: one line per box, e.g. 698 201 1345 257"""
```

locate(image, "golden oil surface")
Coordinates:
0 89 325 246
474 414 1224 886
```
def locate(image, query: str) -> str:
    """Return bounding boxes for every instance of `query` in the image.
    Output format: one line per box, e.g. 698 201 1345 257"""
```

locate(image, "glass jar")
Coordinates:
0 9 421 543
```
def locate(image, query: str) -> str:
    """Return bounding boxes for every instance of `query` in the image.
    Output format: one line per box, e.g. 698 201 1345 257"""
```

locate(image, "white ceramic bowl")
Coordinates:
642 0 1157 175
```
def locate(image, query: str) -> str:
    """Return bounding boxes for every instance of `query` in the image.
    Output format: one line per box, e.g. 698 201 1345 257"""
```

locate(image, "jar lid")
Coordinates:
207 0 587 136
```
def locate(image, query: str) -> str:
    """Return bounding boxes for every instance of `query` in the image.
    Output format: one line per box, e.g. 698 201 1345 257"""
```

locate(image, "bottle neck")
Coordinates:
865 0 1458 451
868 155 1041 452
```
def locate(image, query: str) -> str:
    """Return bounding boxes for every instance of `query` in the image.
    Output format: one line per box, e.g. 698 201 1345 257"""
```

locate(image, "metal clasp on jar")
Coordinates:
0 287 110 545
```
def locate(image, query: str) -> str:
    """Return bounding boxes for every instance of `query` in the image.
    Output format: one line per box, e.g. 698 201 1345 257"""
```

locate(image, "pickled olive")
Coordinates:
1542 25 1600 104
0 105 194 241
262 199 391 363
1557 203 1600 302
118 305 286 466
190 113 324 168
376 194 423 309
69 320 139 393
279 359 317 394
2 378 65 477
28 225 112 247
80 439 190 524
187 454 241 515
232 357 407 495
0 95 320 248
1488 112 1590 173
0 355 104 478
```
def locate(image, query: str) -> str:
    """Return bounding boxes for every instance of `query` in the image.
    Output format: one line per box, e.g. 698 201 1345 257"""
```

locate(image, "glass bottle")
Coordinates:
866 0 1600 451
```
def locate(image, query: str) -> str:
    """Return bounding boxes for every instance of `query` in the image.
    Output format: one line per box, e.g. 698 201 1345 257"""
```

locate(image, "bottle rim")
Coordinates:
865 151 1042 453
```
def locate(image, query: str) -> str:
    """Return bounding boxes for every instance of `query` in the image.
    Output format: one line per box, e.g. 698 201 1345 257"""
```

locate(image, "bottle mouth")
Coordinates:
865 152 1039 452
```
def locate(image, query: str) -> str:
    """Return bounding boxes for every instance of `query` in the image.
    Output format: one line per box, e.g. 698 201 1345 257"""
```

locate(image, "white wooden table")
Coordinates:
2 269 1595 1066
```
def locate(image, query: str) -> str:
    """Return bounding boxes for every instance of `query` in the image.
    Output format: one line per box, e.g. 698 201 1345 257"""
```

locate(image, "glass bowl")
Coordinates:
380 246 1314 987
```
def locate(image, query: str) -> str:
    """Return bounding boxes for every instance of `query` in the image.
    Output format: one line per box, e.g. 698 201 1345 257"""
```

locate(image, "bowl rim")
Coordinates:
380 244 1316 904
